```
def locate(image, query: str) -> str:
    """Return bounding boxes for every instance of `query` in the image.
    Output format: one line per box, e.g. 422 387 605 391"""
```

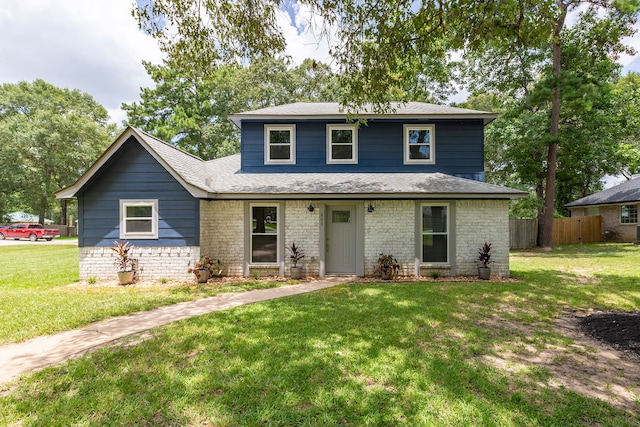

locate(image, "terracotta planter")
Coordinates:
117 271 134 285
478 267 491 280
290 266 302 279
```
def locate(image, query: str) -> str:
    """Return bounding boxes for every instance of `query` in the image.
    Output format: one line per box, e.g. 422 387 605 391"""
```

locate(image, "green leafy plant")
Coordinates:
477 242 493 268
287 242 305 267
374 253 399 279
88 276 97 285
111 240 134 272
188 255 222 280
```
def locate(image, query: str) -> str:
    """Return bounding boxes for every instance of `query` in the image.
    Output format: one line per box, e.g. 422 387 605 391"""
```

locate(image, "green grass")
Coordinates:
1 243 640 425
0 244 293 345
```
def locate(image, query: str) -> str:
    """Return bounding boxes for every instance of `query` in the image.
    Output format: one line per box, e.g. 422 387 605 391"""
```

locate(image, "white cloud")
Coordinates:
0 0 163 125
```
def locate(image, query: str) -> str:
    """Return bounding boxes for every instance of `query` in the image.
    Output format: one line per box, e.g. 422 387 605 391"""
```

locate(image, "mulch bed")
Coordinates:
579 312 640 356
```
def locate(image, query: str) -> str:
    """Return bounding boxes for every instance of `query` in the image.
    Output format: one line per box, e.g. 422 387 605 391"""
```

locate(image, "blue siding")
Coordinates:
240 119 485 180
77 137 199 247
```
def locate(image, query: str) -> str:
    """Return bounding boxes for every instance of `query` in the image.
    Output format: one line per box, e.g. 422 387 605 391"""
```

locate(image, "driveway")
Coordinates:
0 238 78 246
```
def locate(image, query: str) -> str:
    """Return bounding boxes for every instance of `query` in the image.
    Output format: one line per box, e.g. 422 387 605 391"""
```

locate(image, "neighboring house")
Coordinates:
566 177 640 242
57 102 527 281
2 212 54 224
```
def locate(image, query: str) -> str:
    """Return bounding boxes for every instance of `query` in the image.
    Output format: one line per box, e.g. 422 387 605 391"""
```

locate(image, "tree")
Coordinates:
124 57 342 159
0 80 114 224
134 0 640 248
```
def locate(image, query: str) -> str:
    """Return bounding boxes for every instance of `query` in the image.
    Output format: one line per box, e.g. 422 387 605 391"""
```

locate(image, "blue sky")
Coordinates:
0 0 638 127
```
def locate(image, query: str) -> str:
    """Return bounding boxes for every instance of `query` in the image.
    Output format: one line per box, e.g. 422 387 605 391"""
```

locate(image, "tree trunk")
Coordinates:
60 199 67 225
540 1 568 250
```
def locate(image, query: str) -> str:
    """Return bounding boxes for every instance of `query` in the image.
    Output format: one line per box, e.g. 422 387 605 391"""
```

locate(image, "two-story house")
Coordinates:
57 102 526 280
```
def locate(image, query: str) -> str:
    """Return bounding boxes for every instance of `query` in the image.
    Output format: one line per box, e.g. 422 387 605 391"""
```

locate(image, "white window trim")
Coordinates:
326 124 358 164
404 124 435 165
264 124 296 164
421 202 449 265
620 204 638 224
119 199 159 240
250 203 280 265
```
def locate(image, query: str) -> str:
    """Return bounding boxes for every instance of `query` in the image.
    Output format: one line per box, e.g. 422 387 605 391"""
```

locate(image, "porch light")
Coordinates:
367 203 375 213
307 204 315 212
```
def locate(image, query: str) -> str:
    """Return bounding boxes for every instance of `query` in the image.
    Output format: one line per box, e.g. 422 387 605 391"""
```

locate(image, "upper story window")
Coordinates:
120 199 158 239
620 204 637 224
404 124 435 164
265 125 296 164
327 124 358 164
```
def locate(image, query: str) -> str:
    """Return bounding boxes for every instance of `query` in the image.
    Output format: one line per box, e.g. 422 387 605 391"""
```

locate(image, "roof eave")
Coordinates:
203 191 527 200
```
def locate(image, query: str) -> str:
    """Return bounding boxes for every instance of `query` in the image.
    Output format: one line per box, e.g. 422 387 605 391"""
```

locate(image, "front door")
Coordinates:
326 205 356 274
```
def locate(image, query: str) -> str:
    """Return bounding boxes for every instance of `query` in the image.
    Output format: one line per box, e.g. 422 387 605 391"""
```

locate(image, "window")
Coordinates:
404 124 435 164
327 124 357 164
120 199 158 239
251 205 278 263
265 125 295 164
421 204 448 263
620 204 637 224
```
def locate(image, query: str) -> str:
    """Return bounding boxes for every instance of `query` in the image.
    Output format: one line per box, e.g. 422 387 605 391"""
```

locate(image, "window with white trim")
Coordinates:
327 124 357 164
265 125 295 164
251 205 278 263
620 204 637 224
421 203 448 263
404 124 435 164
120 199 158 239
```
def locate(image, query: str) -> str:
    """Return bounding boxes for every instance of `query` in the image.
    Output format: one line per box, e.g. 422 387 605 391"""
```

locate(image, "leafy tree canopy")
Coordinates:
0 79 115 224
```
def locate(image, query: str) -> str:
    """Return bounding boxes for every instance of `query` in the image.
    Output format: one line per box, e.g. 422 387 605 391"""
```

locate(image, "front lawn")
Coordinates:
0 245 292 345
1 243 639 425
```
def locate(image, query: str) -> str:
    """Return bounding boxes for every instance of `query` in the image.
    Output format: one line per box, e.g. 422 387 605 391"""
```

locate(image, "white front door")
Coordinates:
326 205 357 274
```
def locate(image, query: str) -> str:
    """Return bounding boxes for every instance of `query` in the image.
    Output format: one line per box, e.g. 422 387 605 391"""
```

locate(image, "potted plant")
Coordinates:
287 242 305 279
189 255 222 283
374 253 399 280
477 242 492 280
111 240 135 285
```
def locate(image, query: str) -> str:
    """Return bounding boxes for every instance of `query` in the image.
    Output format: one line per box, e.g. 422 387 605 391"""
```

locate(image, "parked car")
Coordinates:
0 223 60 241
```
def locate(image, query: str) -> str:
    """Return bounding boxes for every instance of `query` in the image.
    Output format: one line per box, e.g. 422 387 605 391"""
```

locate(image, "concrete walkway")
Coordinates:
0 277 350 385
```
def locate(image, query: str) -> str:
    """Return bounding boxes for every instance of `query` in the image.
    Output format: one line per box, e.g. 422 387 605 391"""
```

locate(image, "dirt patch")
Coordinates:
580 312 640 357
481 312 640 414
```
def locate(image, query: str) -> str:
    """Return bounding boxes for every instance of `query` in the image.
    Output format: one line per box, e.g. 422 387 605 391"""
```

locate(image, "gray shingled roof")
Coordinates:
58 126 526 200
229 102 497 127
565 178 640 208
204 155 526 199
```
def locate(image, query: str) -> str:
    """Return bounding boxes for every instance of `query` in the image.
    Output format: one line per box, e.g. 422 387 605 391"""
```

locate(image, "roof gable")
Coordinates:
56 127 210 199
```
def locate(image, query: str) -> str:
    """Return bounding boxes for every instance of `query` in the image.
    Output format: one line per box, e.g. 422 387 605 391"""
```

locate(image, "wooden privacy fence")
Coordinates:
552 216 601 246
509 219 538 249
510 216 602 248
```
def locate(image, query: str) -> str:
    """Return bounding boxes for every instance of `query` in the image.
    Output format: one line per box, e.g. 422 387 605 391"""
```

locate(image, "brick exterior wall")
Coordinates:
455 200 510 277
600 205 637 242
284 200 321 276
200 200 245 276
79 198 512 280
363 200 415 276
79 246 200 281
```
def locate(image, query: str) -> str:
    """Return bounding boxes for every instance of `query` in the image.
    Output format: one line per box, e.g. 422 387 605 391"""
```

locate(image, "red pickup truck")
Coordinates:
0 223 60 241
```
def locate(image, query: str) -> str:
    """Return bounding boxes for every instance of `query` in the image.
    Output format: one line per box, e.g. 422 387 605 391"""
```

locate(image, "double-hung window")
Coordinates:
251 205 278 263
327 124 357 164
421 204 448 263
265 125 295 164
620 204 638 224
404 124 435 164
120 199 158 239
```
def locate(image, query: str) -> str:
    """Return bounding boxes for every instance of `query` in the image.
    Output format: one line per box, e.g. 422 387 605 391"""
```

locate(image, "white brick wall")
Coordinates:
200 200 245 276
363 200 415 276
284 200 321 276
79 198 512 280
455 200 510 277
79 246 200 281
